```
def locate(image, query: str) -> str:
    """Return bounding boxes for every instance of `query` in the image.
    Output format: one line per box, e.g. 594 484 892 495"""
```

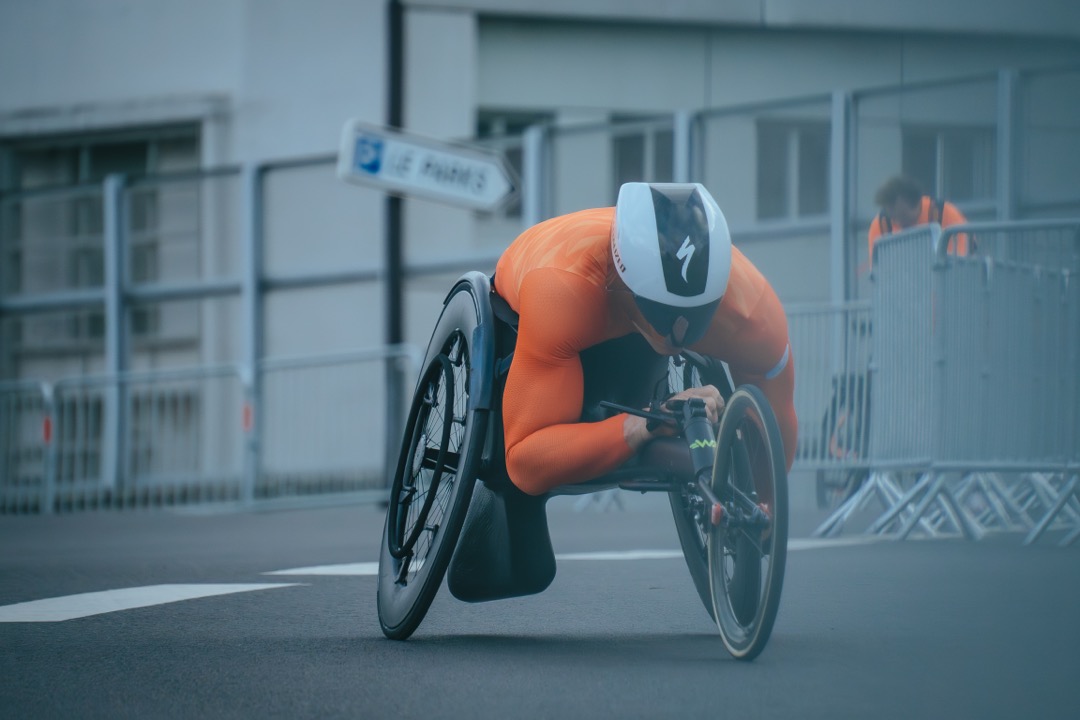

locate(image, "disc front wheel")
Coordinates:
708 385 788 660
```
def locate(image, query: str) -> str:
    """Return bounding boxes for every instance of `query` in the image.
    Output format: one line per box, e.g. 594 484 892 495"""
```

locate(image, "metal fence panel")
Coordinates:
259 346 418 496
934 221 1080 469
50 365 246 509
0 381 50 512
867 225 937 466
787 302 873 472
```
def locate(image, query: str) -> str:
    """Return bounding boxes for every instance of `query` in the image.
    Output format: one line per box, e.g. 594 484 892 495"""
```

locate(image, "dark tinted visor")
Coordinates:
634 295 720 348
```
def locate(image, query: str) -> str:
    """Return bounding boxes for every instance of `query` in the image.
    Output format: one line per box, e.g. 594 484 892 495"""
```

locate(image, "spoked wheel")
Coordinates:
708 385 788 660
377 287 487 640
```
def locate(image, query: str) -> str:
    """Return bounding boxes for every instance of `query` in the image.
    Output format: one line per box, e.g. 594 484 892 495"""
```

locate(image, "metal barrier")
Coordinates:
0 380 52 513
813 221 1080 543
788 302 873 472
258 345 420 498
46 365 249 511
0 347 427 513
784 302 873 510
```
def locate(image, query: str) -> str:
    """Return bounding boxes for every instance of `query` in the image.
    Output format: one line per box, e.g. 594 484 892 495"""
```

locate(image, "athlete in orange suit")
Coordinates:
493 183 796 496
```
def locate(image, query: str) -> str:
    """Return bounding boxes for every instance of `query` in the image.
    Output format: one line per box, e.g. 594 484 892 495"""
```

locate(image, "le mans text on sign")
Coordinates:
337 120 516 212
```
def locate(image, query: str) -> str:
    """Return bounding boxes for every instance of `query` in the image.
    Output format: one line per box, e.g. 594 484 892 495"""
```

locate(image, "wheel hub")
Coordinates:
412 433 427 472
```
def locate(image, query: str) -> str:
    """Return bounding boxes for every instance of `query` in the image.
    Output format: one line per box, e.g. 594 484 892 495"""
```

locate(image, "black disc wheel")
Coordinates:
708 385 788 660
377 287 487 640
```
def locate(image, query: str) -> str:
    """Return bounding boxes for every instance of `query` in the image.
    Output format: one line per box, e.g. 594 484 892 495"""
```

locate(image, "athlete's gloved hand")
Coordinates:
623 384 723 450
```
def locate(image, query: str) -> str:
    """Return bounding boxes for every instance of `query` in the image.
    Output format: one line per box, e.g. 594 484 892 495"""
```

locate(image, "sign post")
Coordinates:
338 120 517 212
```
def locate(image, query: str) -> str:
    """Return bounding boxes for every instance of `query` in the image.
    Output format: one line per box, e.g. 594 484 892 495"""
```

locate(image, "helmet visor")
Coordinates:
634 295 720 348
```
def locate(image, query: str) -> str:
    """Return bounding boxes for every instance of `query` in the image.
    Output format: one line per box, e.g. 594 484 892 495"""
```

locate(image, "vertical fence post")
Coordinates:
522 123 548 229
830 91 853 385
830 90 852 305
673 111 691 184
996 69 1018 221
241 163 263 505
102 174 127 492
40 382 55 514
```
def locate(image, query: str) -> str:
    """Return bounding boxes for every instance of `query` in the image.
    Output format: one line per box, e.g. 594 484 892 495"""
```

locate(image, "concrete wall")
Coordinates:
0 0 382 164
412 0 1080 40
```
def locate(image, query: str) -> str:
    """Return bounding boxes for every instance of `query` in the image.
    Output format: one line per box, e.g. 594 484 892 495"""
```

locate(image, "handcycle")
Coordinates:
376 272 788 660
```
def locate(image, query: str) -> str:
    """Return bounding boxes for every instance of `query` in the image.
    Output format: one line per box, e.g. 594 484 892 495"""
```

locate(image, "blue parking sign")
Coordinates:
354 134 383 175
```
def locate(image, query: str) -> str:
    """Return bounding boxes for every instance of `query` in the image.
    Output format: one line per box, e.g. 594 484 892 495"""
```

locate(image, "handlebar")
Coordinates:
599 398 734 528
599 398 715 478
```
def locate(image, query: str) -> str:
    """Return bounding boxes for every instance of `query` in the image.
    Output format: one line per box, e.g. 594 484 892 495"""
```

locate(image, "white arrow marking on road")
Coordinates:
264 538 882 577
0 583 301 623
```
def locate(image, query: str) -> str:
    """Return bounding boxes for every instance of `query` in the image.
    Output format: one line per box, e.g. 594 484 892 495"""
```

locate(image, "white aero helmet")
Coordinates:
611 182 732 347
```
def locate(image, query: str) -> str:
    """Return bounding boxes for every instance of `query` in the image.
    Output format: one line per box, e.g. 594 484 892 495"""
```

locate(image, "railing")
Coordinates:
0 346 421 513
0 380 51 513
787 301 873 473
259 345 420 498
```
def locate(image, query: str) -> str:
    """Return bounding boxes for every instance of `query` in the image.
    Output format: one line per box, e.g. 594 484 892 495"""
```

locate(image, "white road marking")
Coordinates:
557 550 684 561
264 537 882 576
266 562 381 576
0 583 301 623
788 536 885 550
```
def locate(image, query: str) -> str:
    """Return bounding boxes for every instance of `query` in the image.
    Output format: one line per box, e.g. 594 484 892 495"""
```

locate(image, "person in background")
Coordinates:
867 175 969 266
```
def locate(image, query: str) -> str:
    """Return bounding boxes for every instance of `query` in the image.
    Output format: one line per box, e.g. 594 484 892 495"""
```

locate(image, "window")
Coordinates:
902 125 995 201
756 119 830 221
0 126 199 353
611 115 674 199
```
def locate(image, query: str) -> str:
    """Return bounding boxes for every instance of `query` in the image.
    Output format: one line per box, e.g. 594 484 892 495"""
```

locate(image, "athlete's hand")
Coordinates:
622 385 724 450
664 385 724 425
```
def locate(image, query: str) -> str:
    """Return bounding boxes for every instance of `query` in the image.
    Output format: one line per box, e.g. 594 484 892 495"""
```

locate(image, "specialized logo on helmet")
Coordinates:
651 187 710 298
676 235 695 282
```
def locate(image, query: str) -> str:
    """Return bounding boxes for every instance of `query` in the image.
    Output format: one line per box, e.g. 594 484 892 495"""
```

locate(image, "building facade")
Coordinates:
1 1 1078 502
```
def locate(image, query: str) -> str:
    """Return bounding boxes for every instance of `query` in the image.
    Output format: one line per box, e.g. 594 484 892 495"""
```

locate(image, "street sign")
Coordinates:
337 120 517 212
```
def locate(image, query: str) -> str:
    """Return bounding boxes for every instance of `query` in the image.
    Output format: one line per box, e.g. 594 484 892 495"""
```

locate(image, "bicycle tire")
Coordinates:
708 385 788 660
377 287 487 640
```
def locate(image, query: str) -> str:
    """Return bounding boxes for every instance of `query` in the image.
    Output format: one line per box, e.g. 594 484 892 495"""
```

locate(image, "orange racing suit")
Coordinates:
493 207 797 496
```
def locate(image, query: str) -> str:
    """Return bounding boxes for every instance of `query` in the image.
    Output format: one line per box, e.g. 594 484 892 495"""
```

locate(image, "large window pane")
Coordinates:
798 125 829 216
756 122 789 220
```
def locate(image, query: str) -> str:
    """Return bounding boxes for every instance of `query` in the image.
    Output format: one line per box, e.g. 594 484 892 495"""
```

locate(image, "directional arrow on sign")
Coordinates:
337 120 517 212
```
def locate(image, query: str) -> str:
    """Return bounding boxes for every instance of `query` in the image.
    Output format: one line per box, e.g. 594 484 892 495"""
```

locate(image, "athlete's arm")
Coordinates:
500 269 636 496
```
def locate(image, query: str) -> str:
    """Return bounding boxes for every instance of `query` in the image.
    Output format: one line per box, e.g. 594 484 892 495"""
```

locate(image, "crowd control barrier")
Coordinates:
807 221 1080 544
0 346 421 513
